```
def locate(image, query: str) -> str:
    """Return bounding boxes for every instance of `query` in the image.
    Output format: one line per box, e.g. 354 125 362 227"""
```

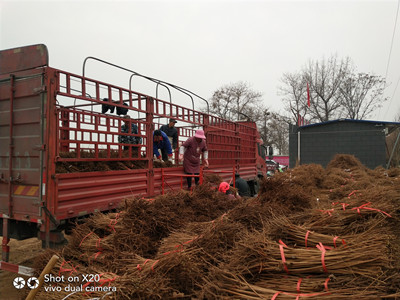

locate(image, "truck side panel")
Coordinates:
54 164 242 221
0 44 48 75
0 71 44 220
55 169 149 219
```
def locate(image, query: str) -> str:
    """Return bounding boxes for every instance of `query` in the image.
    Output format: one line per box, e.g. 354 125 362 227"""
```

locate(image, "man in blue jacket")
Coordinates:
153 130 173 162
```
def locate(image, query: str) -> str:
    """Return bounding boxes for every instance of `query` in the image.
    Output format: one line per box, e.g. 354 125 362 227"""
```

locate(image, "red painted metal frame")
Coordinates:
203 167 236 186
161 167 205 194
1 45 267 261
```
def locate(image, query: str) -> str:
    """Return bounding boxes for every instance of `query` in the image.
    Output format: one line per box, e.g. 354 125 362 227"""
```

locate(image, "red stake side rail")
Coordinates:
0 44 266 260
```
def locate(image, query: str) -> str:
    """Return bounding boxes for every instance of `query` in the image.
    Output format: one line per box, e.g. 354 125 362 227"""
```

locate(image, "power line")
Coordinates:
384 74 400 118
383 0 400 119
384 0 400 80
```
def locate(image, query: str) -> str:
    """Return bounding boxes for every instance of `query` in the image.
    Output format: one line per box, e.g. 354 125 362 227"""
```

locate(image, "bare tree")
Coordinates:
267 113 290 154
258 109 273 148
339 72 387 119
207 82 291 154
304 55 351 122
279 72 310 124
208 81 264 121
280 55 387 123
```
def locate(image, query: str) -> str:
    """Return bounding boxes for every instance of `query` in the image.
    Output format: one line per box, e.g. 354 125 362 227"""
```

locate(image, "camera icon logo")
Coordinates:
13 277 25 289
27 277 39 289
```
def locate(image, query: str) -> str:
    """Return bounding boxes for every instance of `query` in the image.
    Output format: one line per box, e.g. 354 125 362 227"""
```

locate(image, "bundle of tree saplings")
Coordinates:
31 154 400 299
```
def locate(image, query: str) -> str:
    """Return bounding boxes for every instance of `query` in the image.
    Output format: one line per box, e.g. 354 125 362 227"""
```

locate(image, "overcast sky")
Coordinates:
1 0 399 121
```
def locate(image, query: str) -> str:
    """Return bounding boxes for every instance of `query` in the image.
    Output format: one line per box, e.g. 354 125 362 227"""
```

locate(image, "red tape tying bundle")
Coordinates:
271 291 281 300
220 213 227 223
99 275 118 287
348 190 358 198
79 231 94 247
96 238 103 251
351 202 392 217
296 278 302 293
272 276 331 300
279 240 288 247
88 251 102 262
94 252 102 260
324 277 330 292
305 230 311 248
184 238 195 245
318 209 334 216
333 236 346 248
151 260 159 272
86 237 104 261
279 240 289 274
332 202 350 210
58 260 72 276
136 258 149 271
162 244 184 256
108 213 120 232
271 290 331 299
58 260 80 276
316 243 328 273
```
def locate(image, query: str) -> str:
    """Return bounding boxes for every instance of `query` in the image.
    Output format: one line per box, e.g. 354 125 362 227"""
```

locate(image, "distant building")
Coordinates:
289 119 400 169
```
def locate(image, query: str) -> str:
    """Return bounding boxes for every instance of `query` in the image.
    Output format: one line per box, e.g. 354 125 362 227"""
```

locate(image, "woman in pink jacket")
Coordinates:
179 129 209 190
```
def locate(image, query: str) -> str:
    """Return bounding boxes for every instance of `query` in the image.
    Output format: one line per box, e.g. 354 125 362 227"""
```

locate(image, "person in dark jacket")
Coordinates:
101 98 115 114
118 115 142 156
234 173 251 197
101 98 128 115
153 130 173 162
116 102 128 116
160 118 178 161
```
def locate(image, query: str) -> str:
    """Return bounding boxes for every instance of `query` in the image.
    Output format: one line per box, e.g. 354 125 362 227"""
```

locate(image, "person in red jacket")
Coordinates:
179 129 209 190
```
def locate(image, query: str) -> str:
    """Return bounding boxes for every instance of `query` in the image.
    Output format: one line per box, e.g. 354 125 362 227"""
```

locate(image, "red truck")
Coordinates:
0 44 266 261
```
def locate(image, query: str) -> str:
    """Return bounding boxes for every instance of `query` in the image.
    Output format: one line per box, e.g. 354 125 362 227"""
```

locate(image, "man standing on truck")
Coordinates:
179 129 209 190
119 115 142 156
153 130 173 162
160 118 178 161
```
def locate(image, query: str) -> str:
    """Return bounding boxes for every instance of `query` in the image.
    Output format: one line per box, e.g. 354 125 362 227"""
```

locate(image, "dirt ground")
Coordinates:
0 237 43 300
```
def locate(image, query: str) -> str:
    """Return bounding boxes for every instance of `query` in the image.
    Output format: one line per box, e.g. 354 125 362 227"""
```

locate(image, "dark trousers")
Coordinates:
161 149 169 162
186 172 199 189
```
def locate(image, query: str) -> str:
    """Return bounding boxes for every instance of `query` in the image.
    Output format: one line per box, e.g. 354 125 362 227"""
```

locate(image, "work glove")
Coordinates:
154 156 163 163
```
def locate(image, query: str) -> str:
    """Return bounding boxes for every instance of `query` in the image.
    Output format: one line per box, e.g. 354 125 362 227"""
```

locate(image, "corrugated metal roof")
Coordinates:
299 118 400 129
